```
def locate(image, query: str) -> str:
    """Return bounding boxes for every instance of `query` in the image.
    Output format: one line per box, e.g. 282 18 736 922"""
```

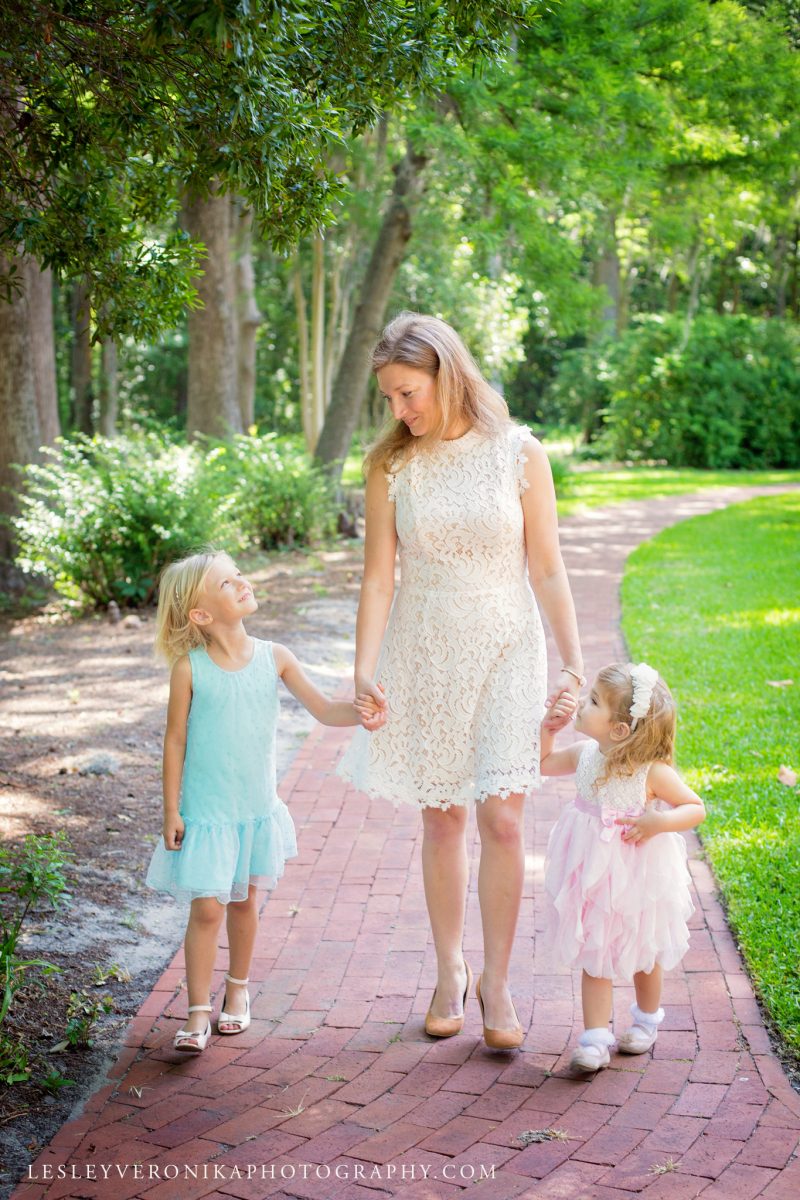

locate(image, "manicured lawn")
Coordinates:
621 492 800 1056
556 466 800 516
343 445 800 512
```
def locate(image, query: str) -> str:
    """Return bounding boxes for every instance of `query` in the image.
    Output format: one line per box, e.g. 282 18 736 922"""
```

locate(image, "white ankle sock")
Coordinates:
579 1026 616 1049
630 1003 664 1030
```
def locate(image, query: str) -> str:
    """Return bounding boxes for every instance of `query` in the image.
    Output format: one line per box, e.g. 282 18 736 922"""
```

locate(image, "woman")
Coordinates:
339 312 582 1048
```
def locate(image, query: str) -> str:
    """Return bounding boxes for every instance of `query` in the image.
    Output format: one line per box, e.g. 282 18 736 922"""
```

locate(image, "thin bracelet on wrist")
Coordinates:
561 665 586 686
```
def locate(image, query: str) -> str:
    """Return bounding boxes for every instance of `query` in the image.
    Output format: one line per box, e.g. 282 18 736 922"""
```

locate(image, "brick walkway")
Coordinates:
13 486 800 1200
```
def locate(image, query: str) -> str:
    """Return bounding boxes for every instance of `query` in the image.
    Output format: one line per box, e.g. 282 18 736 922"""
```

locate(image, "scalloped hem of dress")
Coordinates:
337 769 542 810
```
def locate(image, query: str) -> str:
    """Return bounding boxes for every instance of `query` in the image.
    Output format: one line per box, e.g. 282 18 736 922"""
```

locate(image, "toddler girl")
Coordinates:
541 662 705 1073
146 549 374 1051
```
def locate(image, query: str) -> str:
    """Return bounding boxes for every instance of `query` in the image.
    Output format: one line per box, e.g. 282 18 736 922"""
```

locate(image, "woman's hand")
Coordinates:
354 676 387 732
543 670 581 730
163 812 185 851
543 690 578 729
354 688 388 731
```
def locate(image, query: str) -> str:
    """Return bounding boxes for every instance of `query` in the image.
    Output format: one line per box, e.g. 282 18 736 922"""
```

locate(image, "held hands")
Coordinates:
163 812 185 851
542 686 578 729
615 808 665 845
354 678 388 731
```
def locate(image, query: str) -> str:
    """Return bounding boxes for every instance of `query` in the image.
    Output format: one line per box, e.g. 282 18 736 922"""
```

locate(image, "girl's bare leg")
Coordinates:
582 970 614 1029
421 805 470 1017
183 897 226 1038
221 884 259 1027
475 792 525 1029
633 964 663 1014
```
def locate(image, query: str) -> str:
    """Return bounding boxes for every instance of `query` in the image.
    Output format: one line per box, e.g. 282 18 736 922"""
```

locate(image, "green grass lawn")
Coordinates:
342 445 800 512
621 492 800 1056
556 466 800 516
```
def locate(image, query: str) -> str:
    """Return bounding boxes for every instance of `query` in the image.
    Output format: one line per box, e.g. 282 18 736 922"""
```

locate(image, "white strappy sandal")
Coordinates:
217 974 251 1035
173 1004 213 1053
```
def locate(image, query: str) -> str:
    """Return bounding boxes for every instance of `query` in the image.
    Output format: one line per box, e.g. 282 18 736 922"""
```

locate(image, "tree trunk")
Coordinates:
293 256 313 448
27 261 59 446
314 144 428 472
0 253 44 589
679 239 705 351
71 277 93 433
310 233 326 450
183 186 241 439
98 339 118 436
592 209 621 337
234 201 261 431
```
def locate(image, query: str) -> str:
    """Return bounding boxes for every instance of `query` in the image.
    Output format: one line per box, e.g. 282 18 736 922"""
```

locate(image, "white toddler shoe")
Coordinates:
617 1003 664 1054
569 1026 616 1073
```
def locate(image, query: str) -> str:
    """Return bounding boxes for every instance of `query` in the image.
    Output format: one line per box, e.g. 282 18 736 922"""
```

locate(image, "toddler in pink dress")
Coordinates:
541 662 706 1073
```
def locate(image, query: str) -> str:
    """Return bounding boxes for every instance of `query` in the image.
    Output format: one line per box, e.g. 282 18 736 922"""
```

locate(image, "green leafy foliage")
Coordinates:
52 991 114 1052
12 433 228 606
548 315 800 468
12 430 339 606
203 434 337 551
622 493 800 1053
0 833 70 1040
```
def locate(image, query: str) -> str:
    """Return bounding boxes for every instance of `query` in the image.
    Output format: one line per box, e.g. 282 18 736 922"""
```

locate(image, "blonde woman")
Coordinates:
338 312 583 1048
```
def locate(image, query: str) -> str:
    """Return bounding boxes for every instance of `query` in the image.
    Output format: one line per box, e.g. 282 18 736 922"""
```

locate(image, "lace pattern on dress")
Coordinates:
338 423 547 809
576 741 650 813
513 425 533 495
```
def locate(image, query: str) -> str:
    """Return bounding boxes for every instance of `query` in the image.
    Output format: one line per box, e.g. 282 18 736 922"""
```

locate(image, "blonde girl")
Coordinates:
337 311 582 1049
146 549 374 1052
541 663 706 1073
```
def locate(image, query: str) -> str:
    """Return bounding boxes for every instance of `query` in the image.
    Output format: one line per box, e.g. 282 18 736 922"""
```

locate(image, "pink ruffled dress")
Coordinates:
543 741 694 980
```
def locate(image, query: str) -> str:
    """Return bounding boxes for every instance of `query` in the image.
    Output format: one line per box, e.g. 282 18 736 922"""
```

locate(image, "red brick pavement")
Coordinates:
14 486 800 1200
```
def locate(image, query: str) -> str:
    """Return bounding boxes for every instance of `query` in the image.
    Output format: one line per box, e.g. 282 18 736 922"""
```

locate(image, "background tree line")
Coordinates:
2 0 799 595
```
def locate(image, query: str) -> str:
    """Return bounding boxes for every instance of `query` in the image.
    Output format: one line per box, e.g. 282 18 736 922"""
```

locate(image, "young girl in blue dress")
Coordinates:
541 663 705 1073
146 549 377 1052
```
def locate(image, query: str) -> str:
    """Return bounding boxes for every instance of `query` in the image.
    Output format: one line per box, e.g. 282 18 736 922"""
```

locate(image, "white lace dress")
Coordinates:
338 424 547 809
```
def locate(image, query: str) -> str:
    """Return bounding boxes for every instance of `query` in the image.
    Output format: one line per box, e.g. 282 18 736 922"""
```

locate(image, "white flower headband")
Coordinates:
628 662 659 730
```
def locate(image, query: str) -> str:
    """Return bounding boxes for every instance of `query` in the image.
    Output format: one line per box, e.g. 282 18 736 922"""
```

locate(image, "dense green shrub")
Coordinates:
546 314 800 468
13 432 227 606
13 430 337 607
202 434 336 551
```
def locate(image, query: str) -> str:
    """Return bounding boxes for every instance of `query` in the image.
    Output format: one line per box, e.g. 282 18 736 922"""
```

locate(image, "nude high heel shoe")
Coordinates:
475 975 524 1050
425 961 473 1038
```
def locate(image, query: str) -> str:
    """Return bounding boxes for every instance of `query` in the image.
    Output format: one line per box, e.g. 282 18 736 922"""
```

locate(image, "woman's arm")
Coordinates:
520 434 584 721
273 643 380 728
162 655 191 850
617 762 706 843
353 464 397 714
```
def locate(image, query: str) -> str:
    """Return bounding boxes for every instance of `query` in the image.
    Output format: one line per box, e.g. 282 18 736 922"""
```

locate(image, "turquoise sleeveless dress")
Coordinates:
145 638 297 904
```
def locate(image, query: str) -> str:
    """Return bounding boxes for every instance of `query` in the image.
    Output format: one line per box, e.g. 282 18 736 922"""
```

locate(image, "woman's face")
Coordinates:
377 364 439 436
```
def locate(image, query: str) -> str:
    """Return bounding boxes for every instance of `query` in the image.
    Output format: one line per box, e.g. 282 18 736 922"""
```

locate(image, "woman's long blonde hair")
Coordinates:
595 663 676 788
363 312 511 477
154 549 222 666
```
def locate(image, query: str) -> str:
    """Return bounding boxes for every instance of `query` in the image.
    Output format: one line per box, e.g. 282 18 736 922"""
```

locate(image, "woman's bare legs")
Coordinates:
221 883 259 1029
183 896 226 1040
421 805 470 1017
475 792 526 1029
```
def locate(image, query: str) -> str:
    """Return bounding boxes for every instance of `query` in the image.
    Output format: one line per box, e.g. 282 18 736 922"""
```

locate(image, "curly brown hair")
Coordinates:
595 663 676 788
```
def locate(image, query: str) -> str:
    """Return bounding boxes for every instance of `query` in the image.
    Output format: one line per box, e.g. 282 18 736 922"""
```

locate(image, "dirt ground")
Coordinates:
0 540 365 1195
